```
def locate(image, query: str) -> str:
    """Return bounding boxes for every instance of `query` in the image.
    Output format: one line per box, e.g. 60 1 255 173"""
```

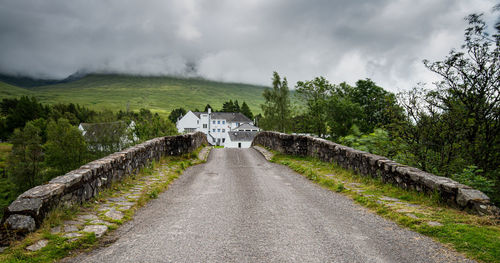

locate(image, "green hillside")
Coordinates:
0 74 267 116
0 80 33 98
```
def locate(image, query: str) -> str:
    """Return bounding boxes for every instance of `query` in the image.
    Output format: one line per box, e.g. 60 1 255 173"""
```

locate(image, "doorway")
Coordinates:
238 142 241 148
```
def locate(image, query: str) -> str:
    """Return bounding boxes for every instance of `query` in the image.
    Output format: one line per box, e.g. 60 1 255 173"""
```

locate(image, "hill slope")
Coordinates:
0 74 267 115
0 80 34 98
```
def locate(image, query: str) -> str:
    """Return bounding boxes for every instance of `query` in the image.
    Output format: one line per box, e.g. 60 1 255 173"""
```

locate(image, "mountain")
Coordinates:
0 74 268 116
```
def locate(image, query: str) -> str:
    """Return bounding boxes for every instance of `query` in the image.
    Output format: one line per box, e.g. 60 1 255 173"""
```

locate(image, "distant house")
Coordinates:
176 108 260 147
78 121 138 152
225 131 259 148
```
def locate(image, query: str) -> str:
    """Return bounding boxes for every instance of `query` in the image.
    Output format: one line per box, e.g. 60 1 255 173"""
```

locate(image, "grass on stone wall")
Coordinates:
271 152 500 263
0 147 206 263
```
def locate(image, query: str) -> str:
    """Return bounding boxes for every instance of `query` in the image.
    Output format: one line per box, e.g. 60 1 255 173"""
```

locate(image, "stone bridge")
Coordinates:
1 131 498 261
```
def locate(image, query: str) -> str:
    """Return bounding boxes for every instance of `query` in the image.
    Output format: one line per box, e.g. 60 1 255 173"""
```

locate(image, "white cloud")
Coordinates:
0 0 496 91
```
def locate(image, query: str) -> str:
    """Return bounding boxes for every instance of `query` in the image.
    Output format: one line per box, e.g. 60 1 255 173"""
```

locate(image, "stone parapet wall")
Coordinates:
252 131 499 216
2 132 207 234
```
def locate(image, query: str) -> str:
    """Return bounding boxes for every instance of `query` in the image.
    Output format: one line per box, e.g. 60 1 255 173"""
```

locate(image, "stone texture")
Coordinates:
1 132 207 236
105 209 124 221
5 214 35 232
77 214 98 221
63 232 82 238
50 226 61 234
252 131 499 216
89 219 113 226
26 239 48 251
63 225 79 232
82 225 108 238
427 221 443 227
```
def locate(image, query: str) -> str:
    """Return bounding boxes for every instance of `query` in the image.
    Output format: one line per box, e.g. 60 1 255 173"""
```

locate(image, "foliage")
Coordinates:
340 127 400 159
168 107 186 124
8 122 44 191
118 108 177 142
221 99 240 112
260 72 291 132
393 14 500 204
240 101 254 120
452 166 495 197
295 77 334 137
44 118 88 177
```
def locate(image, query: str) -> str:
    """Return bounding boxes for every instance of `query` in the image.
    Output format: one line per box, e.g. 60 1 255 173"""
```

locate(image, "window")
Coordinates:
212 120 216 124
197 120 199 124
222 138 225 143
212 129 216 132
217 120 220 124
222 120 225 124
203 124 207 128
217 129 221 132
185 128 196 132
222 129 225 132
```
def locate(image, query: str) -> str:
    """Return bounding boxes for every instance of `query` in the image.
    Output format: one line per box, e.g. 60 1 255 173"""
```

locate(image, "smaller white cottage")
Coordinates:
225 131 259 148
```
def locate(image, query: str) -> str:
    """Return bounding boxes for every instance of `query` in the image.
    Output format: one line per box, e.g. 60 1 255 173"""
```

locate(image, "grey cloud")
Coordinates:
0 0 495 91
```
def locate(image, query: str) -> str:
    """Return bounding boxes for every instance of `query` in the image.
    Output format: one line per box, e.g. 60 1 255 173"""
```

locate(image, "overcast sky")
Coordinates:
0 0 497 91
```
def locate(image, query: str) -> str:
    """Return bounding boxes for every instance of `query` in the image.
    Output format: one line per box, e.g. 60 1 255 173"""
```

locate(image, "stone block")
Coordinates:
5 214 35 232
8 198 43 216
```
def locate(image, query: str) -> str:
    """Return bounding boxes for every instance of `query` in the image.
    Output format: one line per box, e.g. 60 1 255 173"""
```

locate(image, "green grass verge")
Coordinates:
0 147 206 262
271 152 500 263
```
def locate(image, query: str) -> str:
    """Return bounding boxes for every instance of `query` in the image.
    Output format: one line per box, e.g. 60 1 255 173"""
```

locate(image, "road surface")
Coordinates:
70 148 472 262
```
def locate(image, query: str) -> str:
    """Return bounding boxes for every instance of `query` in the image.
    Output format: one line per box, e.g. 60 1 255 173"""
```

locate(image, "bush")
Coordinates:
451 166 495 197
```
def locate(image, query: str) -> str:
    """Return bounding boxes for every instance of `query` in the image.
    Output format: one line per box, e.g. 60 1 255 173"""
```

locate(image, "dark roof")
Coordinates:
79 121 130 143
211 112 252 123
189 111 252 123
228 131 259 142
235 123 259 131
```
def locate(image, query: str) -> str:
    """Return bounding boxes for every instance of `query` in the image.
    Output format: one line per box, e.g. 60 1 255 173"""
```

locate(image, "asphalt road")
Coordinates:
70 148 472 263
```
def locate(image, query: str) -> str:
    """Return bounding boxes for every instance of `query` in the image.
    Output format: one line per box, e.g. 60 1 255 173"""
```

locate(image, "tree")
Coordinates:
8 122 43 191
326 94 363 139
168 107 186 123
240 101 254 120
295 77 334 137
233 100 240 112
345 79 401 133
44 118 88 176
222 100 235 112
423 14 500 175
204 104 213 112
261 72 291 132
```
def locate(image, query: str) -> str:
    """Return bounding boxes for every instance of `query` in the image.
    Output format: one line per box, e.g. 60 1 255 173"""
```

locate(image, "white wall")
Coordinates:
176 111 199 133
224 140 252 148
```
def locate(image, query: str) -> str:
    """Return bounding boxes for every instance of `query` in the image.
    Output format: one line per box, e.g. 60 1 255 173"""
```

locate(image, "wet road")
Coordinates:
71 148 471 263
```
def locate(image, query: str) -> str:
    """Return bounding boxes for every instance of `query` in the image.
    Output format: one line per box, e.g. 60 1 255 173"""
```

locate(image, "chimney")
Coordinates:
208 108 212 114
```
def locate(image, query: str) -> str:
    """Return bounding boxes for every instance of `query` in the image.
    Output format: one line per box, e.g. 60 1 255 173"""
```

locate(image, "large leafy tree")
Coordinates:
261 72 291 132
423 14 499 175
44 118 88 176
295 77 334 138
8 122 44 191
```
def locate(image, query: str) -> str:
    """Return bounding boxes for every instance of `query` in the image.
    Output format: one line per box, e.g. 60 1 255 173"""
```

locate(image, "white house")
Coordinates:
176 108 259 147
225 131 259 148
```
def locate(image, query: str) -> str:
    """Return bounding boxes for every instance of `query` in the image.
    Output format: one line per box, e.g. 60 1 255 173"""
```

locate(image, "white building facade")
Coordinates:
176 108 260 147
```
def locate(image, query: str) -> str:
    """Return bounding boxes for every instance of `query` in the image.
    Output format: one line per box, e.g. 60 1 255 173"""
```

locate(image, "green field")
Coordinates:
0 74 268 116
